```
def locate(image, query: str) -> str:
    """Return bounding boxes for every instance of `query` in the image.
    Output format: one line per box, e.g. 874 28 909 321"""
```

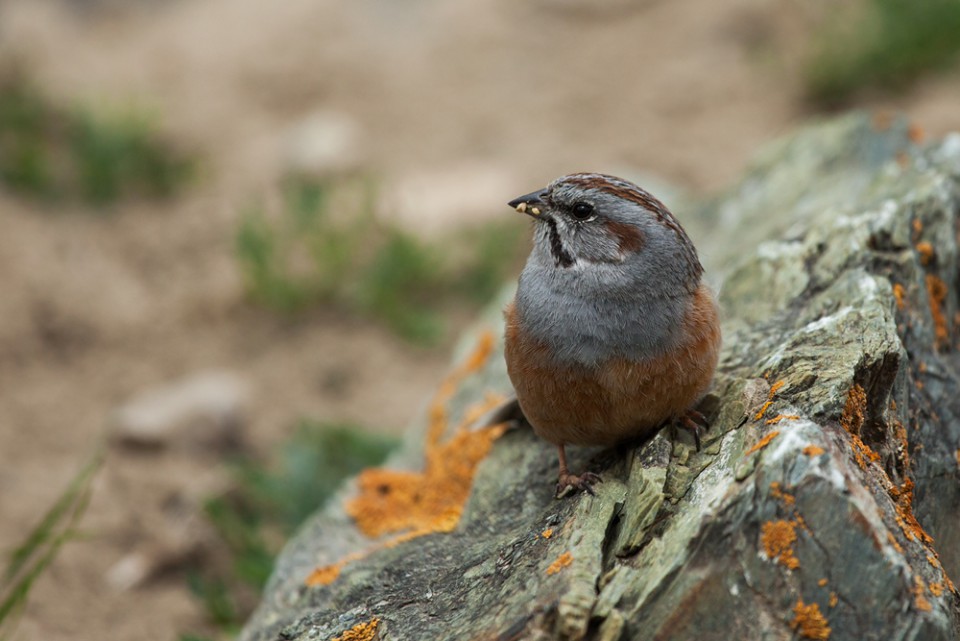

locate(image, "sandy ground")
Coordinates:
0 0 958 639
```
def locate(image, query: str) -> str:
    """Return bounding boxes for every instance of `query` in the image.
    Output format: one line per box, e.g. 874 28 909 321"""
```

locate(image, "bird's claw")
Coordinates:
676 409 710 451
555 471 602 498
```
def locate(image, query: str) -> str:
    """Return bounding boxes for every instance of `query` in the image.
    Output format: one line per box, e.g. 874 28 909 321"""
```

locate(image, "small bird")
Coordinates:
503 173 721 496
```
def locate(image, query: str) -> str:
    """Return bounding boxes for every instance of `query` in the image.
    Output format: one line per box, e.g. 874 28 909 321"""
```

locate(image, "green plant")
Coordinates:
185 421 399 636
804 0 960 105
0 68 193 206
1 443 103 638
69 107 193 205
236 176 528 343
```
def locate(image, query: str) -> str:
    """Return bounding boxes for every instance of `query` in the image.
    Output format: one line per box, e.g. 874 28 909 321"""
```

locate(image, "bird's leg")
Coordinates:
555 444 602 498
675 409 710 451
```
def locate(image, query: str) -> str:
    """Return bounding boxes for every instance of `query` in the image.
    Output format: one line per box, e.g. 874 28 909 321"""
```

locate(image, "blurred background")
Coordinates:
0 0 958 639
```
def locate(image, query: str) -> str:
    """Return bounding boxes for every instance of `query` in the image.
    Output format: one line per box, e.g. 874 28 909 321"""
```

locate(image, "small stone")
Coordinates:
111 370 249 452
282 110 364 178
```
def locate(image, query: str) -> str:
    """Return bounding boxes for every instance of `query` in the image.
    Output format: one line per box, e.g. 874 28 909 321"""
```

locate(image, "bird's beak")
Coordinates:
507 188 548 217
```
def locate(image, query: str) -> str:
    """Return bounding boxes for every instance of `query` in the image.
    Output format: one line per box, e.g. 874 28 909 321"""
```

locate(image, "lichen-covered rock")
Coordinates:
241 114 960 641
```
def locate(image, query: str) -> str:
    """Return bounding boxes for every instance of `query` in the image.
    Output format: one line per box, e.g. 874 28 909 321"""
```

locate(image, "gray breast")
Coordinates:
515 262 690 367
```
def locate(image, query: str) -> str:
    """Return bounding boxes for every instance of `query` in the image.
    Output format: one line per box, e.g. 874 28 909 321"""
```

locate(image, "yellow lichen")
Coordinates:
818 578 829 587
926 274 949 349
332 618 380 641
829 592 838 608
745 430 780 456
803 445 825 457
791 600 831 640
930 582 945 597
547 552 573 575
761 519 800 570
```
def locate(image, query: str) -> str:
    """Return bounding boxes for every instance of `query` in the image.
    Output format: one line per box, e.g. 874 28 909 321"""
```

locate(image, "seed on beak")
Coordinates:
516 202 528 213
530 207 541 216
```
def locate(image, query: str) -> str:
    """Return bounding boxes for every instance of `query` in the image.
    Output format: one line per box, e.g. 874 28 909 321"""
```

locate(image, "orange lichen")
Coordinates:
955 449 960 467
332 618 380 641
840 385 866 435
754 402 773 420
872 111 894 131
914 576 932 612
909 123 926 144
893 283 906 310
547 552 573 575
765 414 800 425
307 562 344 587
926 274 949 349
770 482 796 507
803 445 825 457
930 582 945 597
913 219 924 235
927 553 942 569
840 385 880 470
818 578 829 587
745 430 780 456
829 592 838 608
887 531 904 554
345 331 505 540
541 528 554 539
761 519 800 570
754 380 786 420
307 331 508 586
916 241 935 266
892 478 934 545
791 600 831 640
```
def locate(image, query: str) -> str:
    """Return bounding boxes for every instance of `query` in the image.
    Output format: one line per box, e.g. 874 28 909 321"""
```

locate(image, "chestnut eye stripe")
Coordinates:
563 173 702 282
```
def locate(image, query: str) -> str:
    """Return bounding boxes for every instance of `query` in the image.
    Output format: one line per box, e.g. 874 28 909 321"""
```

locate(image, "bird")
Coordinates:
503 173 721 497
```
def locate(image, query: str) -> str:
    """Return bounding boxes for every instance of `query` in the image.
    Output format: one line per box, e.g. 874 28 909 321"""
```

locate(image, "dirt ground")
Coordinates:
0 0 958 639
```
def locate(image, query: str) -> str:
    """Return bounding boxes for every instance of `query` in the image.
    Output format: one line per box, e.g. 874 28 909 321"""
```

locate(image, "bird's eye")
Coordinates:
571 201 594 220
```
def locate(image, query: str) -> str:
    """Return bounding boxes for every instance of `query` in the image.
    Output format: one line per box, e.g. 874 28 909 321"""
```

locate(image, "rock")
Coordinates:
111 370 248 452
241 114 960 640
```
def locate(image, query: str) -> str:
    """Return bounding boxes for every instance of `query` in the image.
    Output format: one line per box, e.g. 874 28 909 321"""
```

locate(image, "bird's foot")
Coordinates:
674 409 710 451
555 471 602 498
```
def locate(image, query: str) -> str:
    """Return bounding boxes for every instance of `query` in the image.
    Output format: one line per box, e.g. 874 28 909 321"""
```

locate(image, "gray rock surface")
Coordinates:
241 114 960 641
